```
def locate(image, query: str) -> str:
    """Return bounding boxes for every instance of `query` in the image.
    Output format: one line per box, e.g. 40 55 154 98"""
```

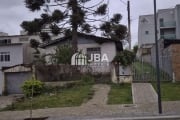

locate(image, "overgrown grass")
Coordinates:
108 84 132 104
132 61 171 81
152 82 180 101
1 85 94 111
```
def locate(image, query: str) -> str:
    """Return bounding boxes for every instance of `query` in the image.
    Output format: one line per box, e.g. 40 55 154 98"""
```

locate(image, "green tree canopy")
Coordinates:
21 0 128 52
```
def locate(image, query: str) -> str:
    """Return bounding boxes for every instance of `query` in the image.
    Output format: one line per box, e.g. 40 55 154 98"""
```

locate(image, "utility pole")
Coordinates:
127 0 131 50
153 0 162 114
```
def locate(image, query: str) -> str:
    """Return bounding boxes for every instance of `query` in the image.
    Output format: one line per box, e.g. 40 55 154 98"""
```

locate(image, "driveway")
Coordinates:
0 95 16 109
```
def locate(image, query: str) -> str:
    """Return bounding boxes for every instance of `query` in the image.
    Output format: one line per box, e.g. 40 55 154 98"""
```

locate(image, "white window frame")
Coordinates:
0 52 10 62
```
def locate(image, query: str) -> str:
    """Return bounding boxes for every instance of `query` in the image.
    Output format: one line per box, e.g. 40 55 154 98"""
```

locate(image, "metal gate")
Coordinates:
132 60 172 82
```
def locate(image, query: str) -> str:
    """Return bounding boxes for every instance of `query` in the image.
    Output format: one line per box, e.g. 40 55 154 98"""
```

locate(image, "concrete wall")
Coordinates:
175 5 180 39
138 4 180 48
77 38 116 73
111 64 132 83
138 15 155 47
78 39 116 62
0 44 24 67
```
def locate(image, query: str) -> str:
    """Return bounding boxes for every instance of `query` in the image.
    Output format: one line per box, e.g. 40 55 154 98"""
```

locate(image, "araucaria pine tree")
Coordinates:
21 0 128 53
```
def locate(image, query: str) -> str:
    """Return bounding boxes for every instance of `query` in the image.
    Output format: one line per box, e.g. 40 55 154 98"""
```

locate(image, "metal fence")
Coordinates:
132 57 173 82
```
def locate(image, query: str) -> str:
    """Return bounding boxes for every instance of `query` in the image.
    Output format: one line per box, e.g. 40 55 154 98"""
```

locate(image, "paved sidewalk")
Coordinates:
132 83 158 104
0 95 14 109
82 84 110 107
0 84 180 120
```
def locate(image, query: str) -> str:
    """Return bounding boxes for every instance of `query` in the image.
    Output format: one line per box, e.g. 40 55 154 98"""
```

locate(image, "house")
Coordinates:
40 33 123 73
138 4 180 61
0 32 42 95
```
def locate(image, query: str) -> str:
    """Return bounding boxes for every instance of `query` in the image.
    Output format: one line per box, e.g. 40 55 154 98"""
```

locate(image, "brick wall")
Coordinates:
171 44 180 81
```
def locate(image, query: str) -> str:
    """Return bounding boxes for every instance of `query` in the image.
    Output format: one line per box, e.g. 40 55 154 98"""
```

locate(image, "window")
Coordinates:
145 31 149 35
19 37 28 42
0 52 10 62
0 39 11 44
87 47 101 60
160 18 164 27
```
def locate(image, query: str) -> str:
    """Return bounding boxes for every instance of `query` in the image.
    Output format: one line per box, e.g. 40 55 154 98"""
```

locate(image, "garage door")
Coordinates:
6 72 31 94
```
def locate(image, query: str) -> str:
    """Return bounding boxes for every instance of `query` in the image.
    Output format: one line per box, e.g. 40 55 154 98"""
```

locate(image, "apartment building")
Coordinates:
138 4 180 58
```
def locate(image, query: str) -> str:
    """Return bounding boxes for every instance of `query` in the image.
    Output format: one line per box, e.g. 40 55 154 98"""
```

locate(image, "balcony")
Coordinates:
160 34 176 39
160 21 176 28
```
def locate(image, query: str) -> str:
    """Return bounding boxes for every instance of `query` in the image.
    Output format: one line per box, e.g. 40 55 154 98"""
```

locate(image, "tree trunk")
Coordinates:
72 26 78 53
71 0 78 53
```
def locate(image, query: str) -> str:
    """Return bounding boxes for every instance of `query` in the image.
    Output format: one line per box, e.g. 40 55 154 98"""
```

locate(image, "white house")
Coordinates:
40 33 123 73
0 32 42 95
0 43 35 95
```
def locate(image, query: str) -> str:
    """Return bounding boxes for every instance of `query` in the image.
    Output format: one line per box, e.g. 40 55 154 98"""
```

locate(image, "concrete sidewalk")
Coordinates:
0 84 180 120
132 83 158 104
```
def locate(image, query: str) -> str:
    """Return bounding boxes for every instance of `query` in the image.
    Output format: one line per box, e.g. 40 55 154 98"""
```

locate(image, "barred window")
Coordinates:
87 47 101 61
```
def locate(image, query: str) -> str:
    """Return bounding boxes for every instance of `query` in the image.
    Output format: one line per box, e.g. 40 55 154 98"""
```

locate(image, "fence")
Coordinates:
35 64 111 83
132 58 173 82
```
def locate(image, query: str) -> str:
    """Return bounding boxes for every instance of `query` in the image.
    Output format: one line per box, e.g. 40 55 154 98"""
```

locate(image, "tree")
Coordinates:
113 50 135 66
50 45 73 64
21 0 128 53
133 45 138 54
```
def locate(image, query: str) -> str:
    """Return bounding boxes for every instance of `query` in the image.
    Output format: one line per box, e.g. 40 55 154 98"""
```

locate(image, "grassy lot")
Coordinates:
152 82 180 101
132 61 171 81
108 84 132 104
1 85 94 111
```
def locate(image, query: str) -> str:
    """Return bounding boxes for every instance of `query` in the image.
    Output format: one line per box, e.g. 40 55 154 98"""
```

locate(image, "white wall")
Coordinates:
78 42 116 62
0 44 24 95
138 15 155 47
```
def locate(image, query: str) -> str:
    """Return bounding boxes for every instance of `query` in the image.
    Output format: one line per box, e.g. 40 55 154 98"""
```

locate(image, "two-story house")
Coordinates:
0 32 41 95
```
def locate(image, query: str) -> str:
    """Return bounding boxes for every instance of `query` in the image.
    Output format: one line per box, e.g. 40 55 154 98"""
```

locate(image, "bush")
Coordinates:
22 77 45 97
113 50 135 66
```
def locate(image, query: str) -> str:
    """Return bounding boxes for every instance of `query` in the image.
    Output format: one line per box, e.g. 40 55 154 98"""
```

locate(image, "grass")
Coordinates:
108 84 132 104
132 61 171 81
152 82 180 101
1 85 94 111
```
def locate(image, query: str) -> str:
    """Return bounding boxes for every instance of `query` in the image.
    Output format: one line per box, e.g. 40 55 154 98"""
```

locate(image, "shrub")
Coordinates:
50 45 73 64
113 50 135 66
22 77 45 97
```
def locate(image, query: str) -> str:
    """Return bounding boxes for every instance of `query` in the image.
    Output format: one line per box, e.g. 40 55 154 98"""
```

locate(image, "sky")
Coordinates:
0 0 180 47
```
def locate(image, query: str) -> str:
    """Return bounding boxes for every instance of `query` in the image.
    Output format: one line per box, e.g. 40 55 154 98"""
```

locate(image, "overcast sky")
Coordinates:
0 0 180 47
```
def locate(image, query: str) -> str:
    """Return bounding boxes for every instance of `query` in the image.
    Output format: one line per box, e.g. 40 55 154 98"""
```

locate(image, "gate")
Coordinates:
132 59 173 82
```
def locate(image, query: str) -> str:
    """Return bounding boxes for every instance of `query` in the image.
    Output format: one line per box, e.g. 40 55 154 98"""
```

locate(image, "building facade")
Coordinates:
0 32 41 95
138 4 180 59
138 4 180 48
